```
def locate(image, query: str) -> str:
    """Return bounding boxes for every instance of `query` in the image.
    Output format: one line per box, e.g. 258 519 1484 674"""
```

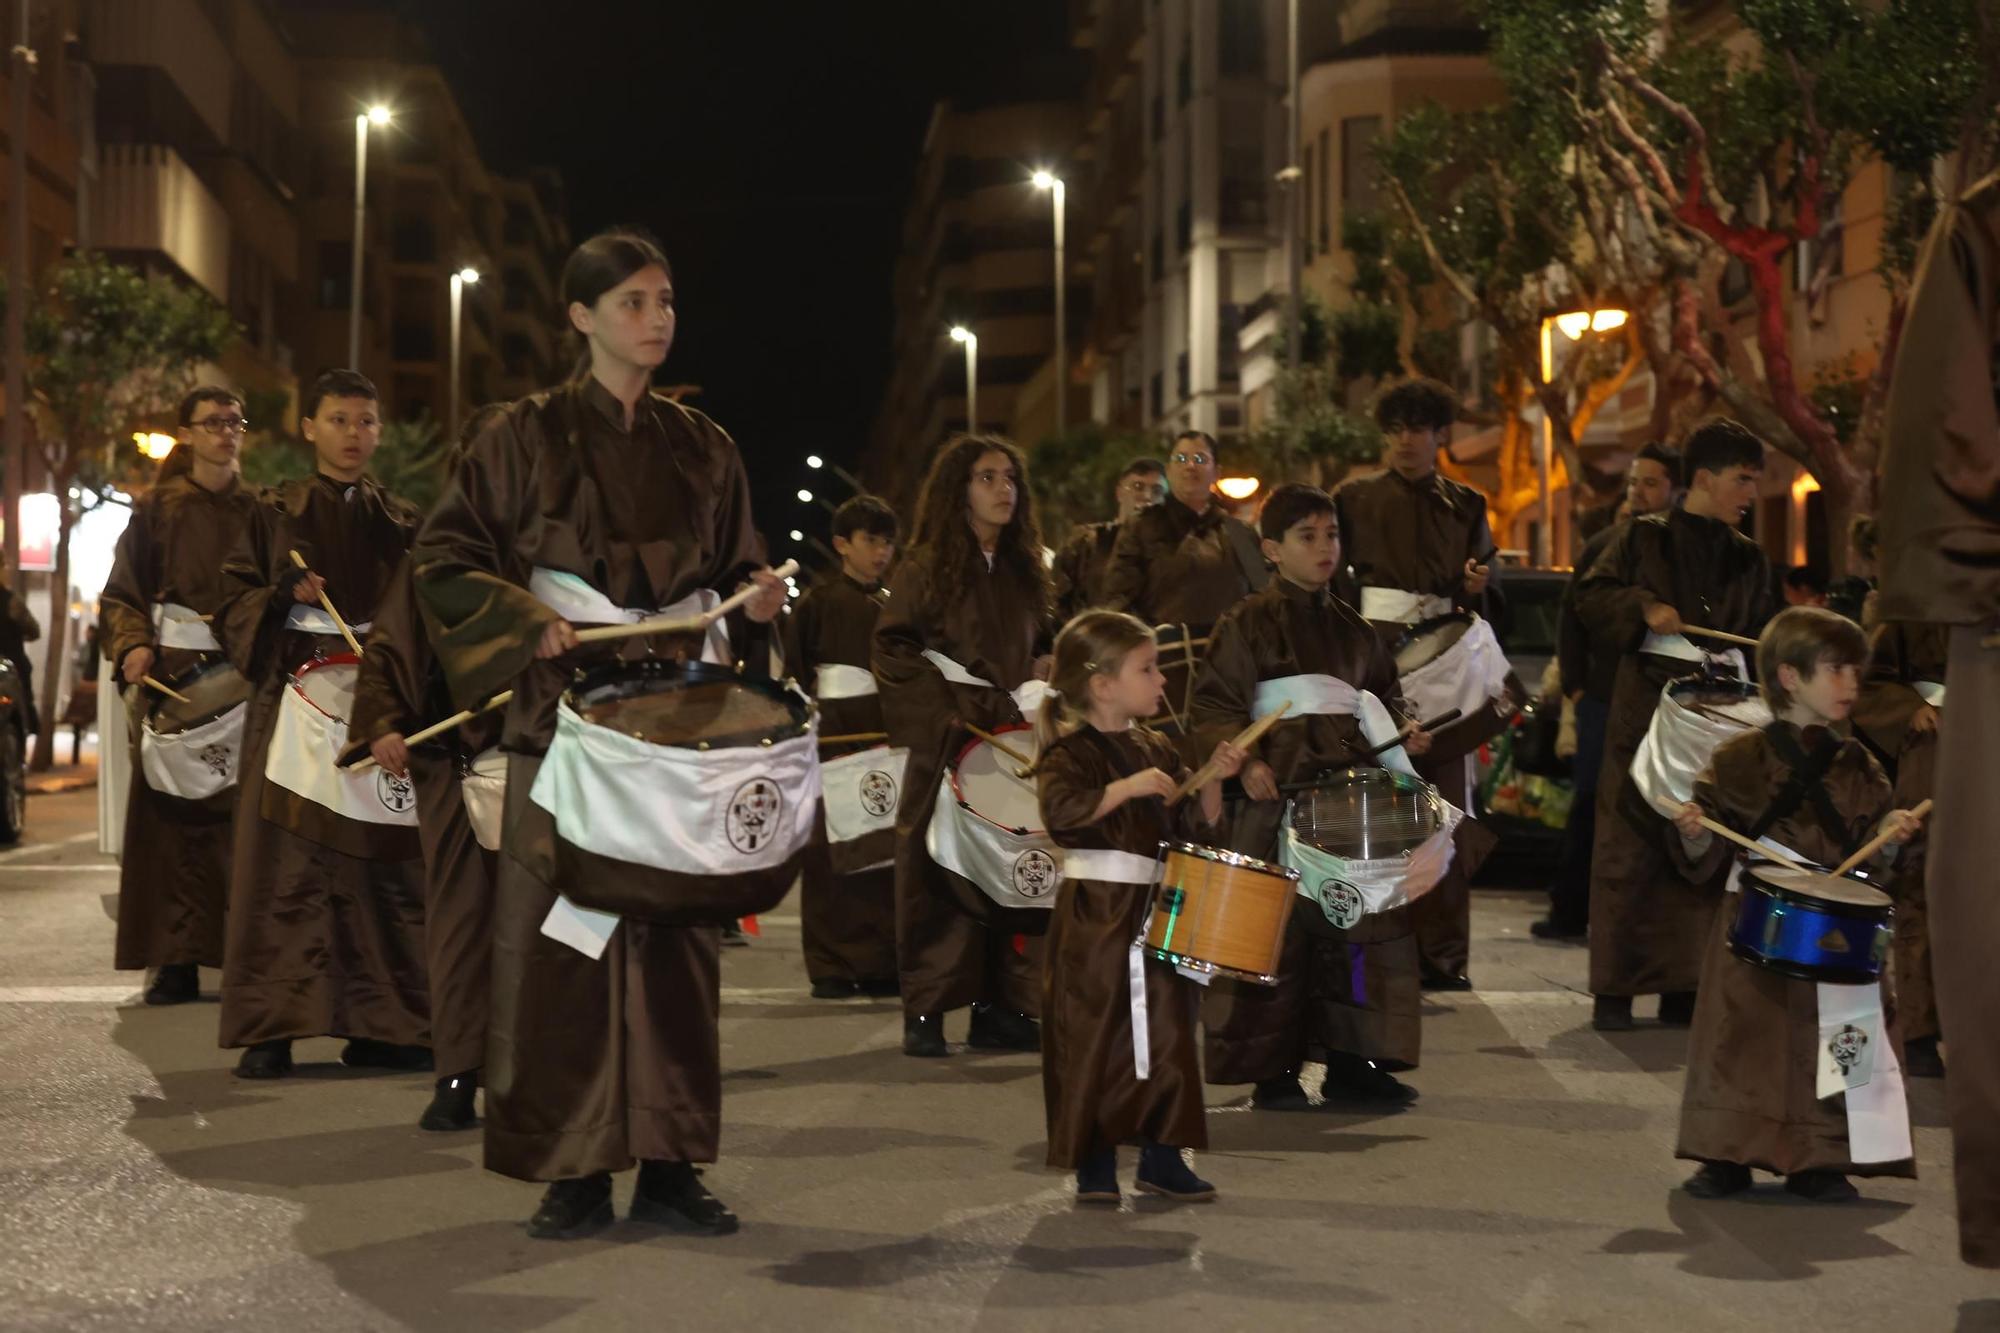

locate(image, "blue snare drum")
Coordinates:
1727 863 1893 985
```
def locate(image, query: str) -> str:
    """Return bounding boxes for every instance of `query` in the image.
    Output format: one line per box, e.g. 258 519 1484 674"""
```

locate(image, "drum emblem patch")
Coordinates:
1827 1023 1869 1076
376 769 416 814
859 769 898 818
198 742 234 779
727 777 784 854
1012 849 1057 899
1318 878 1365 929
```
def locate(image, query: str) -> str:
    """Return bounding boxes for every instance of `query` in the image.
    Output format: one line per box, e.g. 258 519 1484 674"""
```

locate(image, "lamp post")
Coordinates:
805 453 865 494
448 266 479 439
1536 308 1630 567
1031 170 1066 436
1284 0 1302 376
950 325 978 430
348 104 392 369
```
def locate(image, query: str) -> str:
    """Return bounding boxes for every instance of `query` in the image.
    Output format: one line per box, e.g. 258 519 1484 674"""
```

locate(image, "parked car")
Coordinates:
1474 566 1573 884
0 657 29 843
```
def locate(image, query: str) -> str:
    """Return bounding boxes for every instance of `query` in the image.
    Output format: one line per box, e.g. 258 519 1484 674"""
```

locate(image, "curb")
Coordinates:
27 777 98 795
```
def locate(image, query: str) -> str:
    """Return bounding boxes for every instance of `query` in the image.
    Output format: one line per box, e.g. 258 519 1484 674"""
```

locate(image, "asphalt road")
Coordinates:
0 787 1992 1332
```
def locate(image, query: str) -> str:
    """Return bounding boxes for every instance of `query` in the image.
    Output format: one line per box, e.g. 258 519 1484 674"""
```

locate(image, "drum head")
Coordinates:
1289 767 1443 859
292 654 360 724
1393 613 1472 675
1668 674 1765 724
1749 864 1893 910
149 659 250 734
569 659 811 750
949 727 1042 835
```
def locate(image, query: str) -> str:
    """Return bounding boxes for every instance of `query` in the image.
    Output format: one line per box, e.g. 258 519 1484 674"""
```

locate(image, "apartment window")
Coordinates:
1150 371 1164 418
1176 200 1191 254
1218 0 1263 76
1176 351 1190 401
1152 91 1165 141
1176 51 1191 107
1318 127 1332 250
1219 303 1244 382
1341 116 1382 213
317 241 352 309
1301 144 1315 260
1152 228 1164 280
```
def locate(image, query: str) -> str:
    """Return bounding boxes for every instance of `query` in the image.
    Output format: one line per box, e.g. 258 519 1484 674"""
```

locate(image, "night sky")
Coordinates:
406 0 1071 546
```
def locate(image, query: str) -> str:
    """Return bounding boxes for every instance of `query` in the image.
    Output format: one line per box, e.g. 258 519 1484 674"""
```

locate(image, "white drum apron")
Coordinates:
821 743 906 873
461 747 508 852
264 657 419 826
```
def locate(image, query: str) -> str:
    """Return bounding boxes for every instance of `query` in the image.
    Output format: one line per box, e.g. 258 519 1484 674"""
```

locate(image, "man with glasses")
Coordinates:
101 386 264 1005
1050 457 1165 625
1100 431 1269 731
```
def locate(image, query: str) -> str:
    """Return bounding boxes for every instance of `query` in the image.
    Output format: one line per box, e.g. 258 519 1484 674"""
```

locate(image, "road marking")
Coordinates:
0 864 117 874
0 832 96 863
0 985 141 1004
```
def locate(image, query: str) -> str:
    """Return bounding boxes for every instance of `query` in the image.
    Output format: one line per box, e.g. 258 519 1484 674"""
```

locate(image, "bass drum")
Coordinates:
1392 612 1514 764
925 725 1060 935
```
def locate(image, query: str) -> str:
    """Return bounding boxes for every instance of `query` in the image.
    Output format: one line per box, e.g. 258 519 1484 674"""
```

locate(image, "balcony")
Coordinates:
84 0 232 144
95 144 231 300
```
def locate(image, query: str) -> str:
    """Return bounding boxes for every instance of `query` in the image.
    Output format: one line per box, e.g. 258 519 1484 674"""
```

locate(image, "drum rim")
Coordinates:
1288 766 1445 852
1725 938 1884 984
1666 672 1761 704
1741 863 1894 913
1156 838 1302 883
562 657 815 745
1139 942 1278 987
286 651 362 723
146 655 249 730
946 722 1044 836
1392 609 1476 652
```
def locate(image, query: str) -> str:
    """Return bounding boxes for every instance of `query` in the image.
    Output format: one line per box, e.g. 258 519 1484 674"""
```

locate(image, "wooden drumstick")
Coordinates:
141 675 194 705
572 560 801 645
1170 702 1292 804
963 722 1035 769
1831 799 1933 878
347 690 514 772
1681 624 1759 649
818 730 889 747
1650 796 1813 875
288 549 365 658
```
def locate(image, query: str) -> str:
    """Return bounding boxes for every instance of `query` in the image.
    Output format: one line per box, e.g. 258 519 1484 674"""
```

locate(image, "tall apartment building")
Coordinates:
0 0 85 286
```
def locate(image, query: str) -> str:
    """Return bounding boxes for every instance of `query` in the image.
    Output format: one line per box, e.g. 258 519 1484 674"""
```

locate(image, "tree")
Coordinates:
0 255 232 770
1239 285 1391 495
1026 421 1161 539
242 410 451 513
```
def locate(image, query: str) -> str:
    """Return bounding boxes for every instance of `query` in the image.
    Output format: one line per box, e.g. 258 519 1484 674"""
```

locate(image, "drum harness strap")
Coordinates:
1748 724 1858 858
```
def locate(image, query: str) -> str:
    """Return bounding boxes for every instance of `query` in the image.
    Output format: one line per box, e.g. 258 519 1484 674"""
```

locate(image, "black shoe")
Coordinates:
1250 1075 1313 1111
1657 991 1697 1026
144 963 200 1005
720 923 750 948
966 1003 1041 1052
1592 995 1635 1032
1319 1054 1419 1107
1683 1161 1753 1198
631 1160 740 1235
234 1038 293 1080
1904 1036 1944 1079
1784 1169 1859 1203
1530 917 1586 942
418 1070 479 1131
526 1173 614 1240
810 979 860 999
1421 972 1473 992
859 978 902 998
1135 1145 1216 1202
341 1038 435 1072
903 1013 948 1058
1075 1148 1120 1205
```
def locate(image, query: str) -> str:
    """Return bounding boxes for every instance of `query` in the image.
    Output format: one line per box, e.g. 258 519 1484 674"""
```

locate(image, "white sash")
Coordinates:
460 747 507 852
1631 686 1771 810
1059 847 1162 1079
1912 680 1945 708
151 601 220 651
1400 616 1512 726
1640 631 1747 678
1251 674 1413 775
528 698 820 876
529 566 730 665
820 745 907 865
1815 981 1912 1165
925 774 1063 909
264 681 418 826
815 663 878 700
141 703 246 800
1280 808 1461 927
920 648 1049 722
285 605 372 637
1360 586 1452 625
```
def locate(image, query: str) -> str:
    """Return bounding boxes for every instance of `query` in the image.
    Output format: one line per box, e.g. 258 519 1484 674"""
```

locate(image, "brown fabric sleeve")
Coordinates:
1097 512 1150 617
100 497 159 673
1037 735 1110 841
339 558 428 766
871 554 954 746
1189 602 1257 765
214 496 291 681
1573 520 1657 654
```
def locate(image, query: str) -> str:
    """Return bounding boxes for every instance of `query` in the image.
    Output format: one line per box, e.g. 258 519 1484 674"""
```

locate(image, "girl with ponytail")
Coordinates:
1033 609 1244 1205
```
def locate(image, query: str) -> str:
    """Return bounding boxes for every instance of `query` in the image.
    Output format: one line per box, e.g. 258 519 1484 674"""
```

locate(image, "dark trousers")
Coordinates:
1548 695 1609 929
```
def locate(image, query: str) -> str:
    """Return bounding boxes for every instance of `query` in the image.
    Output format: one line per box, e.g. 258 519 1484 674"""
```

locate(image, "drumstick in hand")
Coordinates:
964 722 1035 769
141 676 194 705
1171 702 1291 804
1831 799 1932 878
346 691 515 772
288 550 365 658
1650 796 1813 875
573 560 801 645
819 731 890 747
1681 625 1759 649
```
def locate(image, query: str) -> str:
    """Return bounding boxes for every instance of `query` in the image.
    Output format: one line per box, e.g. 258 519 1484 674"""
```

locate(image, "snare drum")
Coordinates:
263 653 421 858
528 660 820 923
1283 767 1460 939
925 725 1061 933
1392 612 1514 762
139 658 250 802
460 747 507 853
821 743 906 875
1630 675 1770 809
1728 862 1893 985
1142 843 1299 985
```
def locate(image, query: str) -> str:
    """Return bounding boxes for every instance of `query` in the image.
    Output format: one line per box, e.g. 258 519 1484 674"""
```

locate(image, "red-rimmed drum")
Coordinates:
925 723 1061 934
263 652 420 859
1391 611 1514 763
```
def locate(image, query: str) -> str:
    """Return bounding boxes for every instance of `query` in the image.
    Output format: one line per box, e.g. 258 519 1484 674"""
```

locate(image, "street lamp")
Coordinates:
1032 170 1066 436
132 431 177 461
788 528 804 542
449 267 479 440
349 104 393 369
1536 307 1630 567
950 325 978 430
805 451 865 494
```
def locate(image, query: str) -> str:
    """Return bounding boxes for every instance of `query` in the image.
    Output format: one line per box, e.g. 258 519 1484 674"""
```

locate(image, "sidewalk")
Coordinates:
26 732 100 795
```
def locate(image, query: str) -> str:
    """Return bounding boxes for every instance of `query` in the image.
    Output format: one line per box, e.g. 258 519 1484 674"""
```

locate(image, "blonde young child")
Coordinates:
1034 611 1245 1204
